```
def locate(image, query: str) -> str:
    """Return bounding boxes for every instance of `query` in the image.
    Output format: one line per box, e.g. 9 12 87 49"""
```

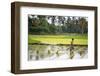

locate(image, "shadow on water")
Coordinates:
28 44 88 61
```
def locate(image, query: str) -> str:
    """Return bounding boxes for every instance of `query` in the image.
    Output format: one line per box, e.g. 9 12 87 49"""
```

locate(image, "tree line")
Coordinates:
28 15 88 35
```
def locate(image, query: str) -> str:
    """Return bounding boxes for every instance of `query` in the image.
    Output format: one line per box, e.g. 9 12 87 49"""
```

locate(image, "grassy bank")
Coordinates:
28 34 88 45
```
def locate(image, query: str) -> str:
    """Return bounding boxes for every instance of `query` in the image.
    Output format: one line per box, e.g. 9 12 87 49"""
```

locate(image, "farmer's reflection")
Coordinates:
69 38 74 59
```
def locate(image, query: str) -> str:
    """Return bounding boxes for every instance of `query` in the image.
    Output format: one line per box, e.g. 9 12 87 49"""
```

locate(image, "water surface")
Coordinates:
28 44 88 61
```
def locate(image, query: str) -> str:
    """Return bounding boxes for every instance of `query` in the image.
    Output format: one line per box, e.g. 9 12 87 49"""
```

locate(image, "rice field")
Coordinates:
28 34 88 45
28 34 88 60
28 44 88 60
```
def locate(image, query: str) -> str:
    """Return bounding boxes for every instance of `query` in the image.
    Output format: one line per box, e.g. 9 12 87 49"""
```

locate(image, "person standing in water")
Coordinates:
69 38 74 59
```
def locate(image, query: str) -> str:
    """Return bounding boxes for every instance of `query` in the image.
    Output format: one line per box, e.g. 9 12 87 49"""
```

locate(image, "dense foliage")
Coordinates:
28 15 88 35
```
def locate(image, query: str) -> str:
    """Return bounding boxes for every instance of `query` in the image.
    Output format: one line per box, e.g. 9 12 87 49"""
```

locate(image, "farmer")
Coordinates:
69 38 74 59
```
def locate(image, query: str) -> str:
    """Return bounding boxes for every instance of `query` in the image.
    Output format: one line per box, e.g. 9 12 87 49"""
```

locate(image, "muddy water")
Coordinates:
28 44 88 61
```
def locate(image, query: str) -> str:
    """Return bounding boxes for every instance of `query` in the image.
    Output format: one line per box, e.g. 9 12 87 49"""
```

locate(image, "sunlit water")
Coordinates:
28 44 88 61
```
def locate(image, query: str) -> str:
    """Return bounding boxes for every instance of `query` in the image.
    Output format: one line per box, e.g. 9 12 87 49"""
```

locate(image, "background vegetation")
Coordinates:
28 15 88 35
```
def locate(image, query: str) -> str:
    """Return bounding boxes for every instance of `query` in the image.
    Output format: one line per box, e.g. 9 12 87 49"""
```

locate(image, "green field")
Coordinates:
28 34 88 45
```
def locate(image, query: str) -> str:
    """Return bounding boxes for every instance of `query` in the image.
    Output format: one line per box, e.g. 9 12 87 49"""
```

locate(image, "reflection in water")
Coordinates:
28 44 88 61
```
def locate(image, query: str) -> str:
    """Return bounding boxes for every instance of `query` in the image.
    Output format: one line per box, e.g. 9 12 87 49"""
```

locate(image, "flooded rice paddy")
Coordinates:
28 44 88 61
